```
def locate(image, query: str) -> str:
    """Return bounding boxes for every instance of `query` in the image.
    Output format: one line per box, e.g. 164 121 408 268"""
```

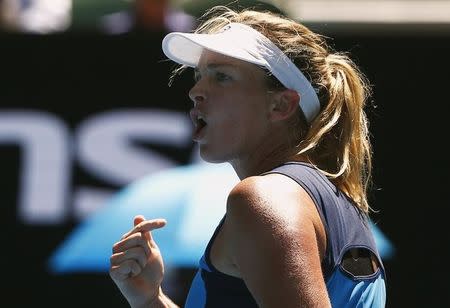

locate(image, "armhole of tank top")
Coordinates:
337 245 386 280
204 214 226 273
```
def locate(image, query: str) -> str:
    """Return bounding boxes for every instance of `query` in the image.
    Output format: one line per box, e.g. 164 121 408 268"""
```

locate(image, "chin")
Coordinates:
199 146 228 164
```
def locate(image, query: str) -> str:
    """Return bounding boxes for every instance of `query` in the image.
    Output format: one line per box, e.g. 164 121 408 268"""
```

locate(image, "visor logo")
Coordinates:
219 24 231 33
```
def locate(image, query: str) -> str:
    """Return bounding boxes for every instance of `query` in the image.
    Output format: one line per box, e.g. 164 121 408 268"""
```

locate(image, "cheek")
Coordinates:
214 112 242 139
211 89 269 136
208 110 245 147
222 111 267 145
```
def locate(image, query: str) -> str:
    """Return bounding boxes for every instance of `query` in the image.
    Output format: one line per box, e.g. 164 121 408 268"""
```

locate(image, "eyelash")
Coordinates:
215 72 230 82
194 72 231 83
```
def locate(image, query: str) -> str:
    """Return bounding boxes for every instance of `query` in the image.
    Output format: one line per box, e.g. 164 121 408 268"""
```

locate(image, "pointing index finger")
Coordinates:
121 218 167 240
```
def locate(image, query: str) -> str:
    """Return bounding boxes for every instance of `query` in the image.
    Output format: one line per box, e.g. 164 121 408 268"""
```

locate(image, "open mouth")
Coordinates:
197 118 207 130
194 116 207 135
191 112 208 141
190 109 208 141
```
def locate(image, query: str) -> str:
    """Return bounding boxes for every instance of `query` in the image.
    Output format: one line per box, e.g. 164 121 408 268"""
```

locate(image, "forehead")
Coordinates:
197 49 266 76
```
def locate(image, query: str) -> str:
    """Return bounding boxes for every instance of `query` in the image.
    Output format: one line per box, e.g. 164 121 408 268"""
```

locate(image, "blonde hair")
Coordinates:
171 6 374 214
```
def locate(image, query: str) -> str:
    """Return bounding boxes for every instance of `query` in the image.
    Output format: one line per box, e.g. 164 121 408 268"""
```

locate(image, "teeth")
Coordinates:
190 109 206 127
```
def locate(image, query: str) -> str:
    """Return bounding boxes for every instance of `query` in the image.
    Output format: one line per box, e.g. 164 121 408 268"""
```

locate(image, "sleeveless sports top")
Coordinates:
184 162 386 307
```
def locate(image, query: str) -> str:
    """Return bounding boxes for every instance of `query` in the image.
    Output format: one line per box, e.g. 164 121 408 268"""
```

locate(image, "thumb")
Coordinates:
134 214 145 227
133 214 153 242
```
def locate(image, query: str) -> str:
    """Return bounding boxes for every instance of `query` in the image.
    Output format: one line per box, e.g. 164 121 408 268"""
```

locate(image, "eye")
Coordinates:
215 71 231 82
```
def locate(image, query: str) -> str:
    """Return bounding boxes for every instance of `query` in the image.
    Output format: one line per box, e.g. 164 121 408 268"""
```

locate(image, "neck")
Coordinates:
230 139 305 180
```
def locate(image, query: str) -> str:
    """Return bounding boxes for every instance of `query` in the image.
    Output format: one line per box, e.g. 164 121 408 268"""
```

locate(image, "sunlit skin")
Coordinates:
109 49 331 308
189 50 300 180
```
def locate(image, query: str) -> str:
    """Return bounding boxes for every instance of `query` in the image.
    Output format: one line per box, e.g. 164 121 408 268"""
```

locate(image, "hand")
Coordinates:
110 215 167 308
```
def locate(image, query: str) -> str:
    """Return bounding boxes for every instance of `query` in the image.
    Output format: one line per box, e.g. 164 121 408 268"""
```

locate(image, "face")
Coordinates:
189 50 274 163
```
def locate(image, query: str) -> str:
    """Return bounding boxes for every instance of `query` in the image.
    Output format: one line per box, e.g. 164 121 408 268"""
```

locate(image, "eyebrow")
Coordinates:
194 62 237 74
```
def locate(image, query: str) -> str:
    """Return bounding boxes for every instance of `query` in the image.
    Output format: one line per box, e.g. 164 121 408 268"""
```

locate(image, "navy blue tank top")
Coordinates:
185 162 386 307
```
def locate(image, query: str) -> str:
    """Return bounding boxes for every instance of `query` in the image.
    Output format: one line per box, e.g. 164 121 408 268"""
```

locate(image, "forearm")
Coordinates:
134 288 180 308
150 292 180 308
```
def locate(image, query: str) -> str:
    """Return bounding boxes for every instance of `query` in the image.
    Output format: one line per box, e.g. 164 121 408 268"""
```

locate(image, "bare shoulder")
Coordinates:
225 173 326 261
223 174 329 307
226 173 317 225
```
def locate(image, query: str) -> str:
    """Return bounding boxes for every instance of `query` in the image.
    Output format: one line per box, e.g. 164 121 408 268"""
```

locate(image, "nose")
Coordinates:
188 80 206 107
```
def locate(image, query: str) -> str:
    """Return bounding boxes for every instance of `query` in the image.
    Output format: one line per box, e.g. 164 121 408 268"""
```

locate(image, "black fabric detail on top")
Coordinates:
200 215 258 307
201 270 258 307
341 248 377 277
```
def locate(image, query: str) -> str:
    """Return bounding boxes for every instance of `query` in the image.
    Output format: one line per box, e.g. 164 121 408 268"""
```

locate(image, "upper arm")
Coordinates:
225 174 330 308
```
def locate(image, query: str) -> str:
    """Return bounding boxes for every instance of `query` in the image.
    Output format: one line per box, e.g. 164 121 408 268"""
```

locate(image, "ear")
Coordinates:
269 89 300 122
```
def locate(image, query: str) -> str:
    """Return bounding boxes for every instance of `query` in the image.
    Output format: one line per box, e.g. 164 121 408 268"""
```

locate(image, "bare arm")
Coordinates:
146 289 180 308
225 174 330 308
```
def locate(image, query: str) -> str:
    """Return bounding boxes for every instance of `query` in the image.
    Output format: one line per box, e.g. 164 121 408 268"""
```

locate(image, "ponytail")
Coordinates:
300 53 373 213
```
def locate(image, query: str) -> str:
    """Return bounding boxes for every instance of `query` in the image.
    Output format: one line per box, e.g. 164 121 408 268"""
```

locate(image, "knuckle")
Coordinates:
112 243 120 253
110 253 121 265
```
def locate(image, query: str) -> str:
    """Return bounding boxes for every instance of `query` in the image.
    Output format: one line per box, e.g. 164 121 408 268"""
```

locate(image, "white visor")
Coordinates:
162 23 320 123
